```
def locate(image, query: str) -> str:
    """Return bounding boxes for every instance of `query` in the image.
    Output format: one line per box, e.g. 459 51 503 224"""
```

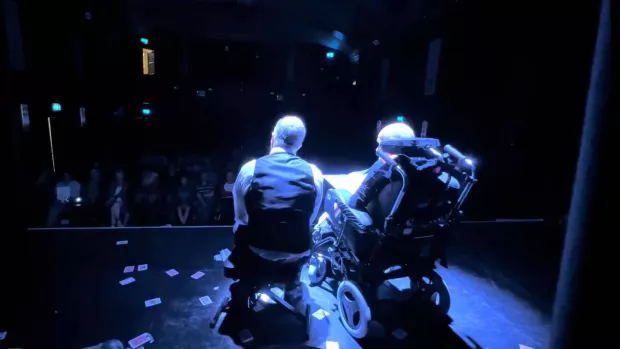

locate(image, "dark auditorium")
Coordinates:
2 0 608 348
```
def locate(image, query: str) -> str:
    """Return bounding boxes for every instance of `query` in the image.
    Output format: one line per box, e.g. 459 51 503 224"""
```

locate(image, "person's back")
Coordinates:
244 152 317 254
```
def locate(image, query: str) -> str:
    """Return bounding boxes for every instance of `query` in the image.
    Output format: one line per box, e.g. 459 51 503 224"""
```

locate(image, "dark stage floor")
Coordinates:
1 223 562 349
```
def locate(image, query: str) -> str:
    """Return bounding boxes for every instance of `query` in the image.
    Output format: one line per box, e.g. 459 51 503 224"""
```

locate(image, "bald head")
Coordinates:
377 123 416 144
271 115 307 154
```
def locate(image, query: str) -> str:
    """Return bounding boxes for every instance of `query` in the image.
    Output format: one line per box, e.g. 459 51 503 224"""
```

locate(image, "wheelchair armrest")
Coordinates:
327 188 374 233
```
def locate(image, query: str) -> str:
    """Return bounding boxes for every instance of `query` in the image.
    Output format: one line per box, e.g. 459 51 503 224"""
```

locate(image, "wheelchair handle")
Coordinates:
376 148 408 231
376 148 397 166
444 144 465 160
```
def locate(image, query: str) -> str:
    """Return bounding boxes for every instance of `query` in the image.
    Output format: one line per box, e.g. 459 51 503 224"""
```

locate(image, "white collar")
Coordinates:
270 147 295 155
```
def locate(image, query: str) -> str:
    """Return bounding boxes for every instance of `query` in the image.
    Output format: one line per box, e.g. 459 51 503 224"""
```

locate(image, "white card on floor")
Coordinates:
239 329 253 344
128 332 154 348
392 328 408 340
119 277 135 286
116 240 128 245
519 346 534 349
190 271 205 280
165 269 179 277
213 286 219 291
199 295 212 306
145 298 161 307
0 331 6 340
312 309 329 320
124 265 135 273
138 264 148 271
325 341 339 349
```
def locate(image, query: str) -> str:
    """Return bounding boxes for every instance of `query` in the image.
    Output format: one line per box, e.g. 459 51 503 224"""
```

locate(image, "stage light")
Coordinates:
142 108 151 116
326 51 335 59
51 103 62 112
140 37 149 45
396 116 405 122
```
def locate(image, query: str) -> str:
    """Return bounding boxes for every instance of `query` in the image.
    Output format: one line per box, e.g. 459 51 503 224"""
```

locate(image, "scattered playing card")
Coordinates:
137 264 148 271
119 277 136 286
392 328 408 340
253 302 265 312
199 295 213 306
519 345 534 349
312 309 329 320
213 286 219 291
116 240 128 245
190 271 205 280
128 332 154 349
145 298 162 308
239 329 253 344
326 341 339 349
165 269 179 277
124 265 135 273
0 331 6 340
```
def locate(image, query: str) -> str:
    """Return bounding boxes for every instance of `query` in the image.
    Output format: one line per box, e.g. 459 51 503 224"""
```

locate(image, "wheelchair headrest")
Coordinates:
378 138 441 157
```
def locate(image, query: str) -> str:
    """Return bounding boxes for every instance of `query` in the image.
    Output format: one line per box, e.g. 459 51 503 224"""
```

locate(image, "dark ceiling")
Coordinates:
125 0 436 50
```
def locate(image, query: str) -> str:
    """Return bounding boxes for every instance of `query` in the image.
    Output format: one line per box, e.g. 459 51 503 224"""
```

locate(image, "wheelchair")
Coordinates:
306 138 478 339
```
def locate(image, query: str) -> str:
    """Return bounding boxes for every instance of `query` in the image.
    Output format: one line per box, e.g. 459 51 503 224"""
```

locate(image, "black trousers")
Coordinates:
226 244 309 312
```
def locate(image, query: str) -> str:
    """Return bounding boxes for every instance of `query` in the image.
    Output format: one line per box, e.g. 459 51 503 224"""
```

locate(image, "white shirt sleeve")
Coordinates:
309 164 324 225
232 159 256 233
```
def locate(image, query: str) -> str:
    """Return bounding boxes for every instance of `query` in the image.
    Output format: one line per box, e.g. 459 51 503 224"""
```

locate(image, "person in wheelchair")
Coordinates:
313 122 460 241
307 122 478 338
224 115 324 315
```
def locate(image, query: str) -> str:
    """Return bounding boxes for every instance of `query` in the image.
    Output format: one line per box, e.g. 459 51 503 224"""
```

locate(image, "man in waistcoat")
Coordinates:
229 115 324 313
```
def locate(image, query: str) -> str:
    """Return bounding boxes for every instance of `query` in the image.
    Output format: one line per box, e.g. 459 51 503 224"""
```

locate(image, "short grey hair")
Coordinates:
272 115 307 153
377 122 416 144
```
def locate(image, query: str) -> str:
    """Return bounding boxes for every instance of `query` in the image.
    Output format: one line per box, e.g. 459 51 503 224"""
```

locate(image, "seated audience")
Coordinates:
107 169 130 227
84 168 103 225
86 169 102 205
195 171 217 224
176 175 194 225
134 170 160 225
46 172 81 226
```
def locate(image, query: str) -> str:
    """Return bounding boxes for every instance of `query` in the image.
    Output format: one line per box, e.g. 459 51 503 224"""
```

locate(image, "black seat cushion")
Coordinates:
330 189 374 231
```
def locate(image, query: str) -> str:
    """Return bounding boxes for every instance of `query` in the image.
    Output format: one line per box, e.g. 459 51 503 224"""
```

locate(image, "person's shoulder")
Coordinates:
308 163 324 180
238 159 257 176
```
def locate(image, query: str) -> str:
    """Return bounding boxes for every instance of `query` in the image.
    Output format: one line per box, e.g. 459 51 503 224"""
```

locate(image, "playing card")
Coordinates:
312 309 329 320
144 298 161 308
239 329 253 344
116 240 128 245
123 266 135 273
165 269 179 277
119 277 135 286
392 328 408 340
519 345 534 349
137 264 148 271
213 286 219 291
190 271 205 280
325 341 339 349
128 332 154 349
0 331 6 340
199 295 212 306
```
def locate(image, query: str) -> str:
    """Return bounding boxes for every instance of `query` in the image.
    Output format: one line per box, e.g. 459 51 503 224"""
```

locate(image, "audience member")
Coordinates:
86 169 102 205
107 169 130 227
84 168 103 225
134 170 160 225
46 172 81 226
195 172 216 224
176 175 194 225
218 170 235 224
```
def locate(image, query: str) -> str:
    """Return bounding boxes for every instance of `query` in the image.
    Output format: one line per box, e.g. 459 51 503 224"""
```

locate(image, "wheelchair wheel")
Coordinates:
425 271 451 316
337 280 372 339
307 253 330 287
